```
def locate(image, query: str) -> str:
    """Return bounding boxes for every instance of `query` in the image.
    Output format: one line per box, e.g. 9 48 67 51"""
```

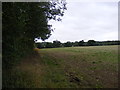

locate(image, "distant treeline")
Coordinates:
35 40 120 48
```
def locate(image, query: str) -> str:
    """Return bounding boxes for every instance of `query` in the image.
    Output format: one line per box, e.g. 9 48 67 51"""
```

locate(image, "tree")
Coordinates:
78 40 84 46
53 40 61 48
46 42 53 48
35 42 45 48
2 2 67 68
64 41 72 47
87 40 96 46
73 41 79 46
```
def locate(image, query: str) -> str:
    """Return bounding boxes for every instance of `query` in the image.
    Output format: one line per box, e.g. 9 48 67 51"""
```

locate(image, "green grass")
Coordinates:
3 45 118 88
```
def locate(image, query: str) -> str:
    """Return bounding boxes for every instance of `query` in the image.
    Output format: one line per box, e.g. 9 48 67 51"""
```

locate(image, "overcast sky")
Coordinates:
37 1 118 43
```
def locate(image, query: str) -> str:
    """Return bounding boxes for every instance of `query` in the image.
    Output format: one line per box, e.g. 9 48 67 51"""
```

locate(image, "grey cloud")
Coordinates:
37 2 118 43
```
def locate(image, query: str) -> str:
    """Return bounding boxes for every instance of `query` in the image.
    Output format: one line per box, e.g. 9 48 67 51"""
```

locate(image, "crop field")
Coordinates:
3 45 118 88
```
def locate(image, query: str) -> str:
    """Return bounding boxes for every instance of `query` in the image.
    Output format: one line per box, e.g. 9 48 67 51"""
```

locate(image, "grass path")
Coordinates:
3 45 118 88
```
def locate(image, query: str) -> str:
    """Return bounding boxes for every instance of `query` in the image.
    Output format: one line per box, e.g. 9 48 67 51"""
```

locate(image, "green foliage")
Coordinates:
46 42 54 48
53 40 62 48
63 41 73 47
78 40 84 46
2 2 67 68
35 40 120 49
73 41 79 46
87 40 96 46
